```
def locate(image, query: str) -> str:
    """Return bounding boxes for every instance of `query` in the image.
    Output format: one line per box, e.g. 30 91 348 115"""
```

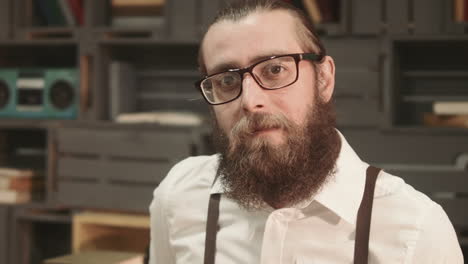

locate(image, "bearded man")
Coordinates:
149 0 463 263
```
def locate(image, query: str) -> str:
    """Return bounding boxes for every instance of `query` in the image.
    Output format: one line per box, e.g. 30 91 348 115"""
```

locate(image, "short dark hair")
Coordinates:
197 0 326 76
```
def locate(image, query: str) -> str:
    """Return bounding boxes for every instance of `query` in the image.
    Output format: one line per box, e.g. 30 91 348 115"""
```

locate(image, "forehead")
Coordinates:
202 10 304 74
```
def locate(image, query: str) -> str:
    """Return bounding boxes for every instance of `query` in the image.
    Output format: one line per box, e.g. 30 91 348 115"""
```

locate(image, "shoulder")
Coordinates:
151 154 220 206
155 154 219 195
374 170 435 214
373 170 463 262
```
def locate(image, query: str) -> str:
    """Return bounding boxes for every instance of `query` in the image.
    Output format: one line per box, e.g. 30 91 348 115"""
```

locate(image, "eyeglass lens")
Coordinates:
201 56 297 104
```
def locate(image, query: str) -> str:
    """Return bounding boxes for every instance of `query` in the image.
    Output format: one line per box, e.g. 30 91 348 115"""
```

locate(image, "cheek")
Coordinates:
213 105 238 133
270 87 315 126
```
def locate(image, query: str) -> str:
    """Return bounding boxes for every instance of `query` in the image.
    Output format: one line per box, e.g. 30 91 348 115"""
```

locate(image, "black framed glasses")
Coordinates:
195 53 324 105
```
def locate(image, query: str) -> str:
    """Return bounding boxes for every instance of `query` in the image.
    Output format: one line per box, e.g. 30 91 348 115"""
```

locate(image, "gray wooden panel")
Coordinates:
107 159 173 183
57 182 156 212
335 99 380 127
169 0 198 41
0 0 11 39
0 206 10 264
341 128 468 165
351 0 382 35
323 38 379 69
57 128 192 159
384 170 468 193
200 0 223 37
335 69 379 97
437 199 468 227
386 0 409 34
413 0 444 34
58 157 172 184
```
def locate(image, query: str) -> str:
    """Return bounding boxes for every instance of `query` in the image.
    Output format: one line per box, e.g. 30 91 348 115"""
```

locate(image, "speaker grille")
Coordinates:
0 80 10 109
50 80 74 110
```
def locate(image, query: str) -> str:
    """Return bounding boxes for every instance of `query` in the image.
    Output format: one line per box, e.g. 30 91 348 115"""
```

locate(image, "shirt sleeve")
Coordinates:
149 178 176 264
409 203 464 264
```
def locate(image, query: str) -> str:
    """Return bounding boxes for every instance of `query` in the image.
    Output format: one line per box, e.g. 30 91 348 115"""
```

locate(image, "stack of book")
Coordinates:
33 0 84 27
111 0 165 28
424 101 468 128
0 167 43 204
454 0 468 23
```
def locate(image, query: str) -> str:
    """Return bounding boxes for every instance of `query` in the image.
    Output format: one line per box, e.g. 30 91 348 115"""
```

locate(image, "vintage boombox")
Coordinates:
0 68 79 119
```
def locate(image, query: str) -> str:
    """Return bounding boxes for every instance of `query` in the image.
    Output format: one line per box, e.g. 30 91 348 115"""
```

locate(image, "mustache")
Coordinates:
230 112 293 139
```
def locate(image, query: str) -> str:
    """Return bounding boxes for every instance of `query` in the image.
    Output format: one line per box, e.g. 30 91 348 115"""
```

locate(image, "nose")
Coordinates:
239 73 267 113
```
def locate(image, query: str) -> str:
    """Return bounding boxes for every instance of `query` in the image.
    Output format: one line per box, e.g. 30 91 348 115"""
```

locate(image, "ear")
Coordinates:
316 56 335 103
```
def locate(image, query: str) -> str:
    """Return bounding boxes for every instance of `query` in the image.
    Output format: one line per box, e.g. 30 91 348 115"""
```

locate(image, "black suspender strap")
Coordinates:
204 193 220 264
203 166 381 264
353 166 380 264
204 172 221 264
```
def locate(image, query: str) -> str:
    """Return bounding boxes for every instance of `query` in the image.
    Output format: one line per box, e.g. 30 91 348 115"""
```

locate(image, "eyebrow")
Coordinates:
207 50 291 76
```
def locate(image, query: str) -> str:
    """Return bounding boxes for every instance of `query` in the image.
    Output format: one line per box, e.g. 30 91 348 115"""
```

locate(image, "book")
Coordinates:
0 167 35 178
455 0 464 22
46 0 68 26
67 0 84 25
111 16 164 28
43 250 144 264
112 0 165 7
58 0 76 26
116 111 203 126
302 0 322 24
0 190 32 203
433 101 468 115
109 61 137 121
316 0 340 23
0 177 44 192
423 113 468 128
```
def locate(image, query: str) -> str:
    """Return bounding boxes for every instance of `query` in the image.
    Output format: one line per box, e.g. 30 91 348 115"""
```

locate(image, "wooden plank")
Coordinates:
0 0 12 39
57 182 155 212
57 158 105 180
437 199 468 227
335 99 381 127
57 157 172 183
335 69 379 97
323 38 379 68
413 0 444 34
168 0 197 41
200 0 222 38
73 212 149 253
74 212 149 228
387 171 468 193
341 128 468 165
386 0 409 34
44 251 143 264
57 128 192 159
0 206 10 264
351 0 382 34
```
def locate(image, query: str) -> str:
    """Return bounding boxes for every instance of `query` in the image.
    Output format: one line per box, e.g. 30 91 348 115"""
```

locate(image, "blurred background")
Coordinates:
0 0 467 263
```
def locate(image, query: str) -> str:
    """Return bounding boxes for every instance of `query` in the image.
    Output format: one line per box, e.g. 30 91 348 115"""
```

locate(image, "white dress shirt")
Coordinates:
149 132 464 264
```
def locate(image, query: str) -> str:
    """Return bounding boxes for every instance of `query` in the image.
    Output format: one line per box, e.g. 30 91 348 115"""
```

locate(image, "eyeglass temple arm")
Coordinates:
302 53 325 63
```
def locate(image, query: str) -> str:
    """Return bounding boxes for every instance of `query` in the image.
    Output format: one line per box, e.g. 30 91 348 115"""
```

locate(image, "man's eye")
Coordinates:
268 65 283 75
221 76 236 86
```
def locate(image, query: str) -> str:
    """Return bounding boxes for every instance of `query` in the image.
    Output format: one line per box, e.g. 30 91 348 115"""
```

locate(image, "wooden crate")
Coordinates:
72 211 150 254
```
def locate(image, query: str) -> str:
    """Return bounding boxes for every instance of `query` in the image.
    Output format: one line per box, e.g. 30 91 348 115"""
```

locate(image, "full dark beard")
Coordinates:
213 96 341 210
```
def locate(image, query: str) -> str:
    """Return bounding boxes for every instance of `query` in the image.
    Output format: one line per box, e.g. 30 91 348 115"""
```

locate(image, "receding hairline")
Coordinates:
199 8 321 75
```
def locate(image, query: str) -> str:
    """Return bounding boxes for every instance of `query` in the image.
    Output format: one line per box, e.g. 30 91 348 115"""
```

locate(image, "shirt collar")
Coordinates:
209 130 369 226
313 130 368 225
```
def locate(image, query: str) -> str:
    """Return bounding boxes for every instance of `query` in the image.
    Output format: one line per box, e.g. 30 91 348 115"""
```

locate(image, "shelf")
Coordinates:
138 92 201 101
402 95 468 103
402 70 468 78
380 126 468 135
